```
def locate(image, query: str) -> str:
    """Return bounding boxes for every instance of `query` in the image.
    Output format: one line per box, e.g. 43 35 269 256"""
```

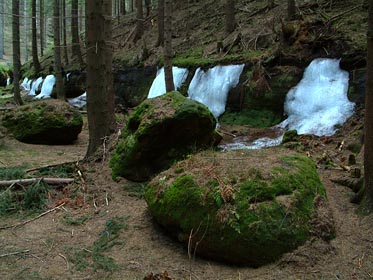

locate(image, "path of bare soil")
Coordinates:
0 111 373 280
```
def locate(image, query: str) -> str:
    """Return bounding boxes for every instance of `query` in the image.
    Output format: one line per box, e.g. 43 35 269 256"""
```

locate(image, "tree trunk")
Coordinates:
0 1 4 59
225 0 236 34
134 0 143 42
71 0 83 65
130 0 134 12
24 0 28 62
12 0 23 105
287 0 296 20
62 0 69 65
164 0 174 92
156 0 164 46
145 0 151 17
40 0 44 56
54 0 64 99
121 0 126 15
32 0 41 73
85 0 115 158
361 0 373 214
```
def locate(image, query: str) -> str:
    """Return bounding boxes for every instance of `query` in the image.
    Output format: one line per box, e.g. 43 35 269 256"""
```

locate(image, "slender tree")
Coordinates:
40 0 44 56
62 0 69 65
54 0 64 99
130 0 134 12
32 0 41 73
121 0 126 15
156 0 164 46
71 0 83 65
287 0 296 20
164 0 174 92
360 0 373 214
134 0 143 42
13 0 23 105
85 0 115 158
225 0 236 34
0 0 4 59
24 0 28 62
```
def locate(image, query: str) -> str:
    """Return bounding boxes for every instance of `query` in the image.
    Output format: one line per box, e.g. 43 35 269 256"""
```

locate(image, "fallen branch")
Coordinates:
327 4 362 23
0 178 74 188
0 249 30 258
25 161 80 173
0 202 66 230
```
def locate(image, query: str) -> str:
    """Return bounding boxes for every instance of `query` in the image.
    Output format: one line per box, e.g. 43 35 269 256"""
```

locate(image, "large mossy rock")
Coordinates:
110 91 218 182
2 99 83 144
145 148 333 266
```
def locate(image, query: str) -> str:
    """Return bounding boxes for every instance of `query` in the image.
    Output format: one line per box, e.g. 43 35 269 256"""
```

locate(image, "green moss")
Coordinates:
220 108 281 127
282 130 299 144
145 153 327 266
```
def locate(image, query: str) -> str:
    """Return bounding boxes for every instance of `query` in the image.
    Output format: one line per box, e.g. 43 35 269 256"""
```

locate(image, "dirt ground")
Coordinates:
1 109 373 280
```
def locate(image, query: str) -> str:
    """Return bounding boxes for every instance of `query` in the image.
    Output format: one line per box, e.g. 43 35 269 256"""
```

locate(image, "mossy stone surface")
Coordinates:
145 149 331 266
2 99 83 144
110 91 217 182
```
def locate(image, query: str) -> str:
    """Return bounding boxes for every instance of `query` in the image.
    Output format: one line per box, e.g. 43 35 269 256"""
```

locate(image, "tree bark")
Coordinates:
85 0 115 158
121 0 126 15
12 0 23 105
54 0 65 99
287 0 296 20
164 0 174 92
40 0 44 56
24 0 28 62
225 0 236 34
134 0 143 42
0 0 4 59
32 0 41 73
62 0 69 65
156 0 164 46
71 0 83 65
361 0 373 214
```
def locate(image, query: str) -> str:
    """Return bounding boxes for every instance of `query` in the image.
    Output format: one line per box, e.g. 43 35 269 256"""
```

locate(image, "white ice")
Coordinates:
147 67 189 98
35 74 56 99
21 77 32 91
29 77 44 96
6 77 10 86
68 92 86 108
281 58 354 136
188 64 244 118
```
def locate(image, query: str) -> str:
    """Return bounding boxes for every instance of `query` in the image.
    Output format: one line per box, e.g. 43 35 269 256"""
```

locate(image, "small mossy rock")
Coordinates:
110 91 217 181
2 99 83 144
145 148 331 266
282 129 299 144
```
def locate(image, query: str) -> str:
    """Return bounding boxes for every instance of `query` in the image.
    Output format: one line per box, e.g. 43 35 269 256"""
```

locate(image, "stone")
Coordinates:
2 99 83 145
110 91 218 181
145 149 333 266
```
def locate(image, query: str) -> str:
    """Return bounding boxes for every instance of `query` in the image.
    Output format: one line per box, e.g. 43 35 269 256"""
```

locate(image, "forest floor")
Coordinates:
0 107 373 280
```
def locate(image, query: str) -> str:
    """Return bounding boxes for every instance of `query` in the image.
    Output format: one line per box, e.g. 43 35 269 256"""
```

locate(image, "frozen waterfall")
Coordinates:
6 78 10 86
21 77 32 91
147 67 189 98
29 77 44 96
68 92 87 108
35 75 56 99
281 58 354 136
188 64 245 118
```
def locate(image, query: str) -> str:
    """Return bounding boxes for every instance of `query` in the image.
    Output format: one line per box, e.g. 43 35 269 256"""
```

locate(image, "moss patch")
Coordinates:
2 99 83 144
145 149 331 266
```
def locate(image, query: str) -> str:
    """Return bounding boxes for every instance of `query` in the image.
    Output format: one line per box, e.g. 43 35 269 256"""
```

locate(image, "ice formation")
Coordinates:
29 77 44 96
188 64 244 118
68 92 87 108
21 77 32 91
147 67 189 98
35 75 56 99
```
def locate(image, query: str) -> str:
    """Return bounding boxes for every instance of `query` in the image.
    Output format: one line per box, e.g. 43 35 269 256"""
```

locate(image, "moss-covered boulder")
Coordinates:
145 148 333 266
2 99 83 144
110 91 218 181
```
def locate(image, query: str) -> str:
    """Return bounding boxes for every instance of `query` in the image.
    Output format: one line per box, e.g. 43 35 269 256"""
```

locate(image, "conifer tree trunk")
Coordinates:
164 0 174 92
12 0 23 105
287 0 296 20
71 0 83 65
40 0 44 56
224 0 236 34
156 0 164 46
32 0 41 73
24 0 28 62
134 0 143 42
85 0 115 158
361 0 373 214
54 0 64 99
0 1 4 59
62 0 68 65
121 0 126 15
130 0 134 12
